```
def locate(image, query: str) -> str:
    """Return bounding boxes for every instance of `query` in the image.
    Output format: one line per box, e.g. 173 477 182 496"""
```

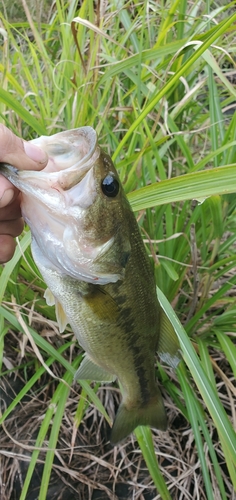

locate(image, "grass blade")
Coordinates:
156 287 236 467
128 164 236 211
135 426 172 499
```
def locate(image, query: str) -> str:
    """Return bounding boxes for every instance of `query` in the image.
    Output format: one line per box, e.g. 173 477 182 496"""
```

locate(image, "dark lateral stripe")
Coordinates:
118 304 151 405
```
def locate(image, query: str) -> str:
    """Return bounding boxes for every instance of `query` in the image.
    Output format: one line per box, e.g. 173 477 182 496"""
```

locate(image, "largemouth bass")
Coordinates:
1 127 180 444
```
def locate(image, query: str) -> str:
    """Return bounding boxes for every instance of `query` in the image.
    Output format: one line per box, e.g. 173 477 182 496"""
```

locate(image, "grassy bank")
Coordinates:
0 1 235 499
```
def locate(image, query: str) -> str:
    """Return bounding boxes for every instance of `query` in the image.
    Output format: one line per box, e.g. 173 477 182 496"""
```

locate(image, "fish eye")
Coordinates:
101 174 120 198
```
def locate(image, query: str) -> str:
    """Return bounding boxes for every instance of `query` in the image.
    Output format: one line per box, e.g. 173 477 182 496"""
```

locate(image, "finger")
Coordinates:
0 218 24 237
0 234 16 264
0 194 22 220
0 124 48 171
0 175 20 208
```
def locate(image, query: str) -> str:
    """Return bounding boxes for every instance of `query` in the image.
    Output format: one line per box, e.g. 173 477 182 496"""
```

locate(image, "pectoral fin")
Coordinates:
74 354 116 382
158 308 181 368
44 287 68 333
44 287 56 306
84 286 119 321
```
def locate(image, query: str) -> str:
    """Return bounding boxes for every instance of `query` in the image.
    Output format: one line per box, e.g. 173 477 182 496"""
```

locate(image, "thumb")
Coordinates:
0 124 48 171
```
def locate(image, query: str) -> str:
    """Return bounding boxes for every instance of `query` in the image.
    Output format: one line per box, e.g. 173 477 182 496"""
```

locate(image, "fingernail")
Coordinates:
0 188 14 207
23 141 47 164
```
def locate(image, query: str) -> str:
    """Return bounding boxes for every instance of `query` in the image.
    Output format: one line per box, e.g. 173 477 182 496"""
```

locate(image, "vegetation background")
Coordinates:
0 1 235 499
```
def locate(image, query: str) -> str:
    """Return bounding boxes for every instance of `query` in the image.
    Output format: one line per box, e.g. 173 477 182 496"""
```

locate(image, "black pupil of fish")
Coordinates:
101 175 119 198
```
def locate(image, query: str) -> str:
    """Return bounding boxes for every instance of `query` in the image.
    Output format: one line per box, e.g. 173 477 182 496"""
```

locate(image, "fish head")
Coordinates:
0 127 131 284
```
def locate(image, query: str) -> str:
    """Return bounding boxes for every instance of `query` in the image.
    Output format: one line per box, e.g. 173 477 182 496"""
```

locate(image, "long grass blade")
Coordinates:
156 287 236 467
128 164 236 211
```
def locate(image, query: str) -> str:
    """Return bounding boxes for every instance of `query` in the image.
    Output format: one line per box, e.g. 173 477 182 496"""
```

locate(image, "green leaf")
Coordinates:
156 287 236 469
135 426 172 500
0 89 47 135
112 11 236 161
0 232 31 304
128 165 236 211
215 331 236 378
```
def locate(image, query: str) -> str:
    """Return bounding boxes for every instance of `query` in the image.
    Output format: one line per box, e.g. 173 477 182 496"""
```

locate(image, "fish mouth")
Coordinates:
0 127 99 201
0 127 125 285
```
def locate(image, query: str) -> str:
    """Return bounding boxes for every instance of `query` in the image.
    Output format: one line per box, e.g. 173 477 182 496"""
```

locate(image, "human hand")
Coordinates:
0 124 48 263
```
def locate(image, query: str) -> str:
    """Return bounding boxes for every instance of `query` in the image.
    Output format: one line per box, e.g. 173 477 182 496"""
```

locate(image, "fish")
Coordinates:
0 127 180 444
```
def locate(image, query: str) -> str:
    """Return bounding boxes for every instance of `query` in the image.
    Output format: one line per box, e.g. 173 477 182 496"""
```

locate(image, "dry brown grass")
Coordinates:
0 322 234 500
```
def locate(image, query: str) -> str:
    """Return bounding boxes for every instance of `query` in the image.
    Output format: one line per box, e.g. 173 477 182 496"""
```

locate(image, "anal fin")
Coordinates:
74 354 116 382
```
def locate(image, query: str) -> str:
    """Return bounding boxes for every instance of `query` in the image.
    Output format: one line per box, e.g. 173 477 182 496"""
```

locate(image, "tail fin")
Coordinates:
110 389 167 445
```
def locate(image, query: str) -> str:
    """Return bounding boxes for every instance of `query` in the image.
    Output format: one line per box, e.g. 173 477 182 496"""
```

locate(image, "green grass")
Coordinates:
0 1 236 498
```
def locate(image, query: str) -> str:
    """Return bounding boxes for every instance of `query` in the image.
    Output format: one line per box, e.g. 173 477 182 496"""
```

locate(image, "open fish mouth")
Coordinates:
0 127 128 284
20 126 99 192
0 127 99 203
